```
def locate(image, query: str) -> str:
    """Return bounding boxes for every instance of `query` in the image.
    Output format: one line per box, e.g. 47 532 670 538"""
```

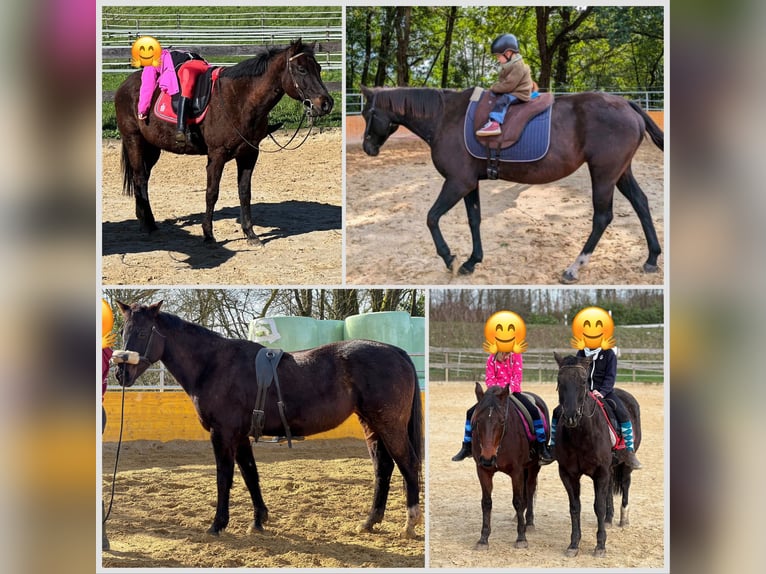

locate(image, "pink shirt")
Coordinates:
484 353 523 393
138 50 180 115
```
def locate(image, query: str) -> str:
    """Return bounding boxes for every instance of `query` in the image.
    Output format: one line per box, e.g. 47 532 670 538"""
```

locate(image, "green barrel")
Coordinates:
343 311 413 349
248 316 318 352
315 319 346 346
409 317 426 389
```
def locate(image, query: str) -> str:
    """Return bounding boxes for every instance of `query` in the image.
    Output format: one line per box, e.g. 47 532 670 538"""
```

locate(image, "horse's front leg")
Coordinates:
235 153 264 246
524 464 541 531
592 469 610 557
427 178 473 273
475 467 494 549
235 441 269 533
459 187 483 274
560 469 582 557
561 173 615 283
202 155 226 243
208 429 235 535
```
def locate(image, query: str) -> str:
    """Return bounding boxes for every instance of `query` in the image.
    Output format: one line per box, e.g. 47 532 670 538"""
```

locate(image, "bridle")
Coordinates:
557 364 598 423
475 394 511 467
287 52 319 116
362 91 394 144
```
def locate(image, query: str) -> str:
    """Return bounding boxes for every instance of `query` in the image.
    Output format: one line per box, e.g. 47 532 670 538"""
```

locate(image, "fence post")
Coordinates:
159 366 165 391
445 351 449 383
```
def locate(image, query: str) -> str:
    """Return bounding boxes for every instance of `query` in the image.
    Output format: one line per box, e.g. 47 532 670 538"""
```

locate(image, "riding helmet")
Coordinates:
491 33 520 55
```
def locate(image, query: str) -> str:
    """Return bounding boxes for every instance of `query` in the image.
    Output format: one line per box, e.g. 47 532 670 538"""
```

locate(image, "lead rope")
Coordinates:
102 369 127 524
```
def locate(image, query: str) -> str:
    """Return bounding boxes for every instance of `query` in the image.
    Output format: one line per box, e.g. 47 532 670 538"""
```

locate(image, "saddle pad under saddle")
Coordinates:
153 66 221 124
509 392 548 442
464 90 553 162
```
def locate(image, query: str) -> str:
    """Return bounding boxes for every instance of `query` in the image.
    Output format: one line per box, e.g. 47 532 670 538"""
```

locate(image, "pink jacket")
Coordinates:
485 353 523 393
138 50 180 115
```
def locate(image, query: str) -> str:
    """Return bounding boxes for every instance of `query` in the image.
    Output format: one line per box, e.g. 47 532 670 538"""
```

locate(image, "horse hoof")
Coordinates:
515 539 529 549
357 522 375 534
400 526 417 539
560 270 579 284
445 255 457 273
206 526 221 536
565 547 579 557
643 262 659 273
247 521 265 534
594 547 606 557
475 541 489 551
525 523 535 532
202 235 217 245
458 263 475 275
247 236 264 248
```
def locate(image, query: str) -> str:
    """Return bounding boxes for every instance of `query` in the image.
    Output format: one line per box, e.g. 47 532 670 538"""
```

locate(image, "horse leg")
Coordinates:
475 468 494 549
234 441 269 533
235 153 264 246
459 187 483 274
559 469 582 557
511 469 529 548
208 429 235 535
592 469 610 557
426 178 474 273
618 468 633 527
561 171 615 283
616 166 661 272
202 154 226 243
122 137 161 233
359 432 396 534
524 464 541 531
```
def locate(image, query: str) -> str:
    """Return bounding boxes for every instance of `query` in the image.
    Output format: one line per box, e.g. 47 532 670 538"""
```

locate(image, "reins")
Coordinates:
215 51 319 153
557 364 599 422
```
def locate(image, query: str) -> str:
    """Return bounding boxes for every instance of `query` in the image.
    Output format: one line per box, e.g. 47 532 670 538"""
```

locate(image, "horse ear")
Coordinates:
148 301 163 316
116 300 131 317
474 381 484 402
361 85 372 99
554 351 565 367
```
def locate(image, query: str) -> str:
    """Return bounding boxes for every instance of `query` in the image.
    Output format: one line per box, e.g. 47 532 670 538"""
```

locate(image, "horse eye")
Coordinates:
297 66 307 75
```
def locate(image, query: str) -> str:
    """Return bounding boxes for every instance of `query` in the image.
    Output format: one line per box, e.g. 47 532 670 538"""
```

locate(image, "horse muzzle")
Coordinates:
112 350 142 387
563 415 580 428
306 94 334 117
362 139 380 157
478 455 497 468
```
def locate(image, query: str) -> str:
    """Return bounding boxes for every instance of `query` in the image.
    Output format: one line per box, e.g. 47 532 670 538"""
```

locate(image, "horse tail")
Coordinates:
121 141 136 197
405 355 424 474
628 100 664 152
612 463 627 496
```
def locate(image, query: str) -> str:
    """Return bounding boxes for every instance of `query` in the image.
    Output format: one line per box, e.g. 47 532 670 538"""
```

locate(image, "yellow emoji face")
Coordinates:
130 36 161 68
571 307 615 350
484 310 527 354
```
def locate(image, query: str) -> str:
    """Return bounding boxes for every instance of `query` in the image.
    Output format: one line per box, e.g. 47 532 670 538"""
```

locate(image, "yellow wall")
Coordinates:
103 390 425 442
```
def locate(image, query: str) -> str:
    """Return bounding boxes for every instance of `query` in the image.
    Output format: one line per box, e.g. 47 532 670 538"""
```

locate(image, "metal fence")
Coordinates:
345 90 664 116
429 347 664 384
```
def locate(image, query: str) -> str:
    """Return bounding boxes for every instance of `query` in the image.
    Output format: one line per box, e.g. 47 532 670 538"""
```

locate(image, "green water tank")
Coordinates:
315 319 346 346
248 316 319 352
343 311 413 349
409 317 426 389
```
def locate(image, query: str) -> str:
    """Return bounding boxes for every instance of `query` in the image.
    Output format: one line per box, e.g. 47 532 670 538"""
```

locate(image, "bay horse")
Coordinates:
113 301 422 538
471 382 549 550
553 352 642 557
115 40 334 245
360 86 663 283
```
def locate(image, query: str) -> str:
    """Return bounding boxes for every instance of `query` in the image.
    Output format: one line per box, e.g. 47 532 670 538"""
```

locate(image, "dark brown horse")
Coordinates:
360 86 663 283
115 40 333 245
113 301 422 538
471 383 549 549
553 352 642 557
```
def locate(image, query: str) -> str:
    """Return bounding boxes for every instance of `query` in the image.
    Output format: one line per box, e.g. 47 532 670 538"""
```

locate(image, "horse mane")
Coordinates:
158 310 227 341
377 88 444 120
558 354 581 367
221 40 314 79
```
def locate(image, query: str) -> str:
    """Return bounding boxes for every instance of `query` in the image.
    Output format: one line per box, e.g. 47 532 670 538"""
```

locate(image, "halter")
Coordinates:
476 394 511 467
362 91 392 143
557 364 598 423
127 324 166 367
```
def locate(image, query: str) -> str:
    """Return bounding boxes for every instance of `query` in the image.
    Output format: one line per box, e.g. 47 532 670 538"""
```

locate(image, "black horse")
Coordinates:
471 383 549 550
114 301 422 538
553 352 642 557
115 40 334 244
360 86 663 283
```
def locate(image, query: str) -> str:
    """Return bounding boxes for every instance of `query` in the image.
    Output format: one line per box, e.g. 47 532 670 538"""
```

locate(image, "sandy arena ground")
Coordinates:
346 137 664 286
101 129 342 286
101 438 424 569
428 381 665 569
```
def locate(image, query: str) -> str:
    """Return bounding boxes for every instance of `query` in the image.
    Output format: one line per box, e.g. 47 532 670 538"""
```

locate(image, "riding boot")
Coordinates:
175 96 191 143
451 441 473 462
532 418 554 464
620 421 643 469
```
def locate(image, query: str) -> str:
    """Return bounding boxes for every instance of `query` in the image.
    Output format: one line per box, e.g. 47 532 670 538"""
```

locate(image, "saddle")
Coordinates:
508 392 548 443
472 89 555 149
249 348 296 448
153 65 222 125
592 393 626 450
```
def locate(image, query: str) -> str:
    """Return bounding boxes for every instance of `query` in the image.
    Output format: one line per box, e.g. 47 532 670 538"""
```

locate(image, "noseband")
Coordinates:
362 91 393 143
557 364 598 423
287 52 319 116
117 324 165 367
477 395 511 467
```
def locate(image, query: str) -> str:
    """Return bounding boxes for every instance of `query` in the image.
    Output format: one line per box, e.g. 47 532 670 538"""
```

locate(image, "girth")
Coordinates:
249 347 295 448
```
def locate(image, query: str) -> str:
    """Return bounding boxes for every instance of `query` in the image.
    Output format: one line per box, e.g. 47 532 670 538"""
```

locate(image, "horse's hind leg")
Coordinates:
616 167 661 273
122 138 161 233
618 468 633 526
359 431 395 534
235 441 269 533
561 170 616 283
524 465 541 531
427 178 476 273
235 153 264 247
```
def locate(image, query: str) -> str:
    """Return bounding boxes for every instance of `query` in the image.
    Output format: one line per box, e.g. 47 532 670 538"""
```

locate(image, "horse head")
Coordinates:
360 86 401 156
554 352 593 428
283 39 334 117
113 301 166 388
472 382 510 468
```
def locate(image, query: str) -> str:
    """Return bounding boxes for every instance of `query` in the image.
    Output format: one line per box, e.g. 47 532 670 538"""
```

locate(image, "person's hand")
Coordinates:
102 332 117 349
482 339 498 355
138 113 147 120
592 390 603 400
